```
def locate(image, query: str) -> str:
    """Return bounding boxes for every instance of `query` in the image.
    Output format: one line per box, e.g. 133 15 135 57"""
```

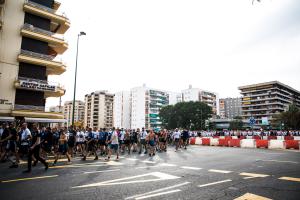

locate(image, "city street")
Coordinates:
0 146 299 200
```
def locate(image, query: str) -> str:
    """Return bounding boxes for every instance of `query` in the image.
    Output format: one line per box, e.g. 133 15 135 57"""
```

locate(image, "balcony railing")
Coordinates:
25 0 69 19
22 23 65 40
14 104 45 111
17 76 64 88
21 49 54 60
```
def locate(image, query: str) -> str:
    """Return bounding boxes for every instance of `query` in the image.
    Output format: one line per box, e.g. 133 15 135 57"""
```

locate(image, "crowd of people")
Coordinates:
0 123 192 173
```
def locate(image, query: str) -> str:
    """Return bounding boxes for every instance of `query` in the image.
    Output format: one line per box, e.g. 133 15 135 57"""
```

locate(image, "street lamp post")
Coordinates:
72 31 86 126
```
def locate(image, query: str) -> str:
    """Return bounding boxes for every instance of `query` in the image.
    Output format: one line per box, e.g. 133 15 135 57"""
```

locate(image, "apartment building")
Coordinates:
63 100 84 128
0 0 69 123
219 98 242 119
131 86 169 130
182 85 218 115
113 91 131 129
238 81 300 126
84 91 114 130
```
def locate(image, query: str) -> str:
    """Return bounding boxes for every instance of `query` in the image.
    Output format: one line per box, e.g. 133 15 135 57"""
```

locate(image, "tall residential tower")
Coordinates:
0 0 69 122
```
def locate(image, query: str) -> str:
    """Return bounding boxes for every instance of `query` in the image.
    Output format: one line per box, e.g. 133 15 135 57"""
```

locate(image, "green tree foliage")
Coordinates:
279 104 300 130
159 101 212 130
229 116 243 130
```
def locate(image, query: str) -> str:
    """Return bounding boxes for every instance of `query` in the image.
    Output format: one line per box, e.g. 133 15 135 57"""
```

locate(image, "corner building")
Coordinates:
239 81 300 126
0 0 69 122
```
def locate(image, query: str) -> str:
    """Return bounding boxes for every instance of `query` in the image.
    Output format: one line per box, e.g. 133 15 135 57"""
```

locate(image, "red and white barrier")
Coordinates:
240 139 256 148
256 140 268 148
268 140 284 149
202 138 210 145
195 137 202 145
284 140 299 150
210 138 219 146
229 139 241 147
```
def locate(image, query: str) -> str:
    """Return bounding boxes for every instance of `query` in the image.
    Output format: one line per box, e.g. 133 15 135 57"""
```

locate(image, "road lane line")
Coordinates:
83 169 120 174
278 177 300 182
142 160 156 164
160 163 177 167
126 158 139 161
260 160 298 164
208 169 232 174
181 166 202 170
234 192 272 200
239 173 269 179
198 179 232 188
125 182 190 200
135 189 181 200
1 175 58 183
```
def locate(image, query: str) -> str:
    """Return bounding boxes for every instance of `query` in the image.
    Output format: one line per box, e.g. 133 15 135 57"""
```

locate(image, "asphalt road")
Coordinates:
0 145 300 200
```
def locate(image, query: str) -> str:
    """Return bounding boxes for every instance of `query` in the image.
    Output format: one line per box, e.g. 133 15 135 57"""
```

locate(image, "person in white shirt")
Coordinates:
19 123 32 157
76 130 85 155
172 128 181 152
138 127 148 154
106 128 119 161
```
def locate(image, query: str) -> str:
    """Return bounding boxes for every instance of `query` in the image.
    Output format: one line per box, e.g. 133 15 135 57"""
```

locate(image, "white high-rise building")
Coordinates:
168 92 182 105
113 91 131 129
182 85 219 115
131 85 169 130
84 91 114 130
63 100 85 128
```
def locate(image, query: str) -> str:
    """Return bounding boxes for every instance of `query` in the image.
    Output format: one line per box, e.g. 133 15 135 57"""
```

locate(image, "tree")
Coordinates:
277 104 300 130
159 101 213 130
229 116 243 130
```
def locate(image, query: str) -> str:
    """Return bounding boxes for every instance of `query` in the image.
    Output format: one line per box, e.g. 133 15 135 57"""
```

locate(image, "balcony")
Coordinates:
23 0 70 34
12 104 64 119
14 77 65 97
17 50 66 75
21 24 68 54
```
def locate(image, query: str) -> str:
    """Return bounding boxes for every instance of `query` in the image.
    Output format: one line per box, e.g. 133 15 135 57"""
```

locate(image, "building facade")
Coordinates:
113 91 131 129
84 91 114 130
182 85 218 115
131 86 169 130
63 100 84 128
238 81 300 126
219 98 242 119
0 0 69 122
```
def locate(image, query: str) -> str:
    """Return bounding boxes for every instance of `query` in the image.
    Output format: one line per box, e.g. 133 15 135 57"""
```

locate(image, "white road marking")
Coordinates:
1 175 59 183
208 169 232 174
72 172 180 188
125 182 190 200
278 177 300 182
239 172 269 179
181 166 202 170
198 179 232 188
160 163 177 167
142 160 156 164
135 189 181 200
83 169 120 174
260 160 298 164
234 192 272 200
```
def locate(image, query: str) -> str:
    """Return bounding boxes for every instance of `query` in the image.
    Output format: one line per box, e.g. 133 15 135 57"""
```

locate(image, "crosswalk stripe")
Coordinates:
142 160 156 164
181 166 202 170
208 169 232 174
278 177 300 182
136 189 181 200
1 175 58 183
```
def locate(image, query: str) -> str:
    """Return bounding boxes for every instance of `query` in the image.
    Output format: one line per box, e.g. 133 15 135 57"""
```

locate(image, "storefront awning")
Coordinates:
0 116 15 122
24 117 66 123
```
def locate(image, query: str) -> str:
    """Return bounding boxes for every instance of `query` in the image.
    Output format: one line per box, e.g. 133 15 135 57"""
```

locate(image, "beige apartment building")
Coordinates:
84 91 114 130
239 81 300 126
63 100 85 128
0 0 69 123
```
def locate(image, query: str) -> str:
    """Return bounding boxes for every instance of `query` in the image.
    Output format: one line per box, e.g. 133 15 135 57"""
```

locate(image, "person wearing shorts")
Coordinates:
172 128 181 152
124 130 131 155
147 130 156 157
106 128 119 161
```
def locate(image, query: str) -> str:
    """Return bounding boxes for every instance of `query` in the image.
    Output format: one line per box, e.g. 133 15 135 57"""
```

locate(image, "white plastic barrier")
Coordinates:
246 136 253 139
210 138 219 146
268 140 284 149
195 137 202 145
240 139 256 148
263 136 268 140
277 136 284 140
232 136 238 139
294 136 300 140
219 136 225 139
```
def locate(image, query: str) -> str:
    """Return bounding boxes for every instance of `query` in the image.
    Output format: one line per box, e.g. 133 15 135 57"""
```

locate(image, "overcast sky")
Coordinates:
47 0 300 107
